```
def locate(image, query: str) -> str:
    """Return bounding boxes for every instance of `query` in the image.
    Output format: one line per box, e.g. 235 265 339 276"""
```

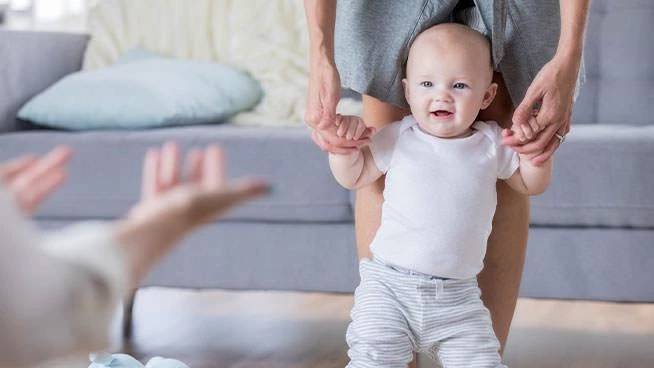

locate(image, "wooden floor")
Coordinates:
44 288 654 368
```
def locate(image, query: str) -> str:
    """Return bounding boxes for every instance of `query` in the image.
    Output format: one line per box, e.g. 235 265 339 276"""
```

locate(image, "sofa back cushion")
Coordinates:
0 31 89 133
573 0 654 126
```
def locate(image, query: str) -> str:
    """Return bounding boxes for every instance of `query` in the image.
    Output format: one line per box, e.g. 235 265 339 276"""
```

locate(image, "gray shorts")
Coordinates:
335 0 584 109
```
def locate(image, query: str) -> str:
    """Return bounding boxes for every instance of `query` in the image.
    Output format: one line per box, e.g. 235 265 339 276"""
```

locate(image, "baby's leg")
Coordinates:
434 285 506 368
346 262 414 368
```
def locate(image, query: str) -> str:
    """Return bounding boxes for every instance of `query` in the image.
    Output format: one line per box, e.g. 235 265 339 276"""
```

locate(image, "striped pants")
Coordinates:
346 258 507 368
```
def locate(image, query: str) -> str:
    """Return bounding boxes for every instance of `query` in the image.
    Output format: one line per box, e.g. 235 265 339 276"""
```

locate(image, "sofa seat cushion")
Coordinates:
0 125 352 222
531 124 654 228
1 124 652 228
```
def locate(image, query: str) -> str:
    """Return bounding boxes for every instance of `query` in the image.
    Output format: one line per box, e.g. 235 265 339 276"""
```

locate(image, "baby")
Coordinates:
328 23 552 367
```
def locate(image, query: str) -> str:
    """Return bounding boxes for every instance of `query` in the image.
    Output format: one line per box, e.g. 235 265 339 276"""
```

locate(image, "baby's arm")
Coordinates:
329 116 383 189
500 127 553 195
329 147 383 189
505 155 552 195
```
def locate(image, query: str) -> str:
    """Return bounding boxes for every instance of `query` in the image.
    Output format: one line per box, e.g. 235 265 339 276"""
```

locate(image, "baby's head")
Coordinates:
402 23 497 138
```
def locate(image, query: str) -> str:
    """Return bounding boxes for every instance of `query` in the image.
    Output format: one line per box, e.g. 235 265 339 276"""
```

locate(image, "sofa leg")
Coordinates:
122 288 138 340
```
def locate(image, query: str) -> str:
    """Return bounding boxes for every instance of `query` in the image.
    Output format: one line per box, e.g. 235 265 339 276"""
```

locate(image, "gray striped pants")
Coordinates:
346 258 507 368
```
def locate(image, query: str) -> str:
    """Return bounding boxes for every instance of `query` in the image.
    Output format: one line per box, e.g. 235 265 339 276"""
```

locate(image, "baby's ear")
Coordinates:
402 78 410 105
480 82 498 110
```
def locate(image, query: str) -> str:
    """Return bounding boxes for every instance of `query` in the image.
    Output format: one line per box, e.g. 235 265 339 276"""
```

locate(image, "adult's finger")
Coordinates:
311 130 359 155
317 90 340 129
203 145 225 188
141 148 161 201
304 103 321 129
9 146 72 191
0 155 36 183
507 123 560 155
186 149 204 184
159 142 181 191
18 168 67 214
531 136 560 165
512 82 541 127
321 131 370 150
320 128 371 148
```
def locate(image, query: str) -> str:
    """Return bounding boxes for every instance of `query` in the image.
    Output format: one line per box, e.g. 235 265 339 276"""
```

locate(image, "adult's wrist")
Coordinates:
310 47 336 68
112 214 184 286
552 46 583 78
555 43 583 65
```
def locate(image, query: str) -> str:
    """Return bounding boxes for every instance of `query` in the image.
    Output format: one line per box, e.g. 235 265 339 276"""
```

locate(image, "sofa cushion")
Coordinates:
572 0 654 126
0 125 352 222
17 49 263 130
0 30 89 133
0 124 652 228
530 124 654 228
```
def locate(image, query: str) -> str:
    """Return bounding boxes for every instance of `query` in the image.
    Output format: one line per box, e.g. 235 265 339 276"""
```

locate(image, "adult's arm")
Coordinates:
0 144 268 367
507 0 591 165
303 0 373 154
0 188 128 367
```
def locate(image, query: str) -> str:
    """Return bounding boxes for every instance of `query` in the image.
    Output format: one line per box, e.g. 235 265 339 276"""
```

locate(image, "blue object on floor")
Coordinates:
89 352 190 368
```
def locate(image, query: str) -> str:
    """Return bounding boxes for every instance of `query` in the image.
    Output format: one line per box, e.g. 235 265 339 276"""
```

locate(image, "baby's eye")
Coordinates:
420 81 433 88
453 82 467 89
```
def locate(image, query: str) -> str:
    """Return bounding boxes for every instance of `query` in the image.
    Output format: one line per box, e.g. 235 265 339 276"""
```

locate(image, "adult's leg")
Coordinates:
476 72 530 354
354 95 410 258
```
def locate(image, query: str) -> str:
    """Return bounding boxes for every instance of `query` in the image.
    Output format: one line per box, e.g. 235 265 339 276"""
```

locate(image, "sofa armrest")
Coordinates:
0 30 89 133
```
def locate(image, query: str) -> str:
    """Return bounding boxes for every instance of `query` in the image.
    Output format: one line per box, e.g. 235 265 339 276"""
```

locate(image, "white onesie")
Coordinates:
369 115 519 279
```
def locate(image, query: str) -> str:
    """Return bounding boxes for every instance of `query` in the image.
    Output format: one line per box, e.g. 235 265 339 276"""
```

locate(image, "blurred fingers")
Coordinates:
159 142 181 191
18 168 67 214
0 155 37 183
141 148 161 201
9 146 72 191
203 145 225 188
186 149 204 184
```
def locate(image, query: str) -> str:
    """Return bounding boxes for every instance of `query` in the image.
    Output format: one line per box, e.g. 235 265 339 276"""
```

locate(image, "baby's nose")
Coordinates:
433 91 452 103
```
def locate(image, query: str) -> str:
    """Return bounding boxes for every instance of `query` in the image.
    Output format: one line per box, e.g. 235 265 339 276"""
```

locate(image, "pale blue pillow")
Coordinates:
18 50 263 130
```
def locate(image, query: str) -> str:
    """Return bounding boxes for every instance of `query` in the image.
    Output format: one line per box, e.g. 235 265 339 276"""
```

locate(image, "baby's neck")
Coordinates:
418 126 476 139
438 128 474 139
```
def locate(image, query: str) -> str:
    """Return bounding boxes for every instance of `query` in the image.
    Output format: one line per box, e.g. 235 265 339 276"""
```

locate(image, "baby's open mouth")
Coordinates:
431 110 453 117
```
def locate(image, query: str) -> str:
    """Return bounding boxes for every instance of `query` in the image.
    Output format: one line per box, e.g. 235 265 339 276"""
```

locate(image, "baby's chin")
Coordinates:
417 119 472 139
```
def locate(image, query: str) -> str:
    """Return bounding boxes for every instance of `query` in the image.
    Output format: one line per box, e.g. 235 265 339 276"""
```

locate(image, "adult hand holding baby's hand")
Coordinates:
334 114 376 141
504 57 577 165
304 58 373 154
310 117 374 155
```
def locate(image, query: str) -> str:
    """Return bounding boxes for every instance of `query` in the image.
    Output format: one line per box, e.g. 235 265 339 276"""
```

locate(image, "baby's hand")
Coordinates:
510 110 543 142
502 128 539 160
334 114 375 141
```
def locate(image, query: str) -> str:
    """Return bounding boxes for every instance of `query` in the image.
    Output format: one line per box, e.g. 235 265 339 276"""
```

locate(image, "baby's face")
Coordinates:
403 26 496 139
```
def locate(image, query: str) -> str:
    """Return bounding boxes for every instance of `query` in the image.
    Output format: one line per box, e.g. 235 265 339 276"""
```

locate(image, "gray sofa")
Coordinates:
0 0 653 327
